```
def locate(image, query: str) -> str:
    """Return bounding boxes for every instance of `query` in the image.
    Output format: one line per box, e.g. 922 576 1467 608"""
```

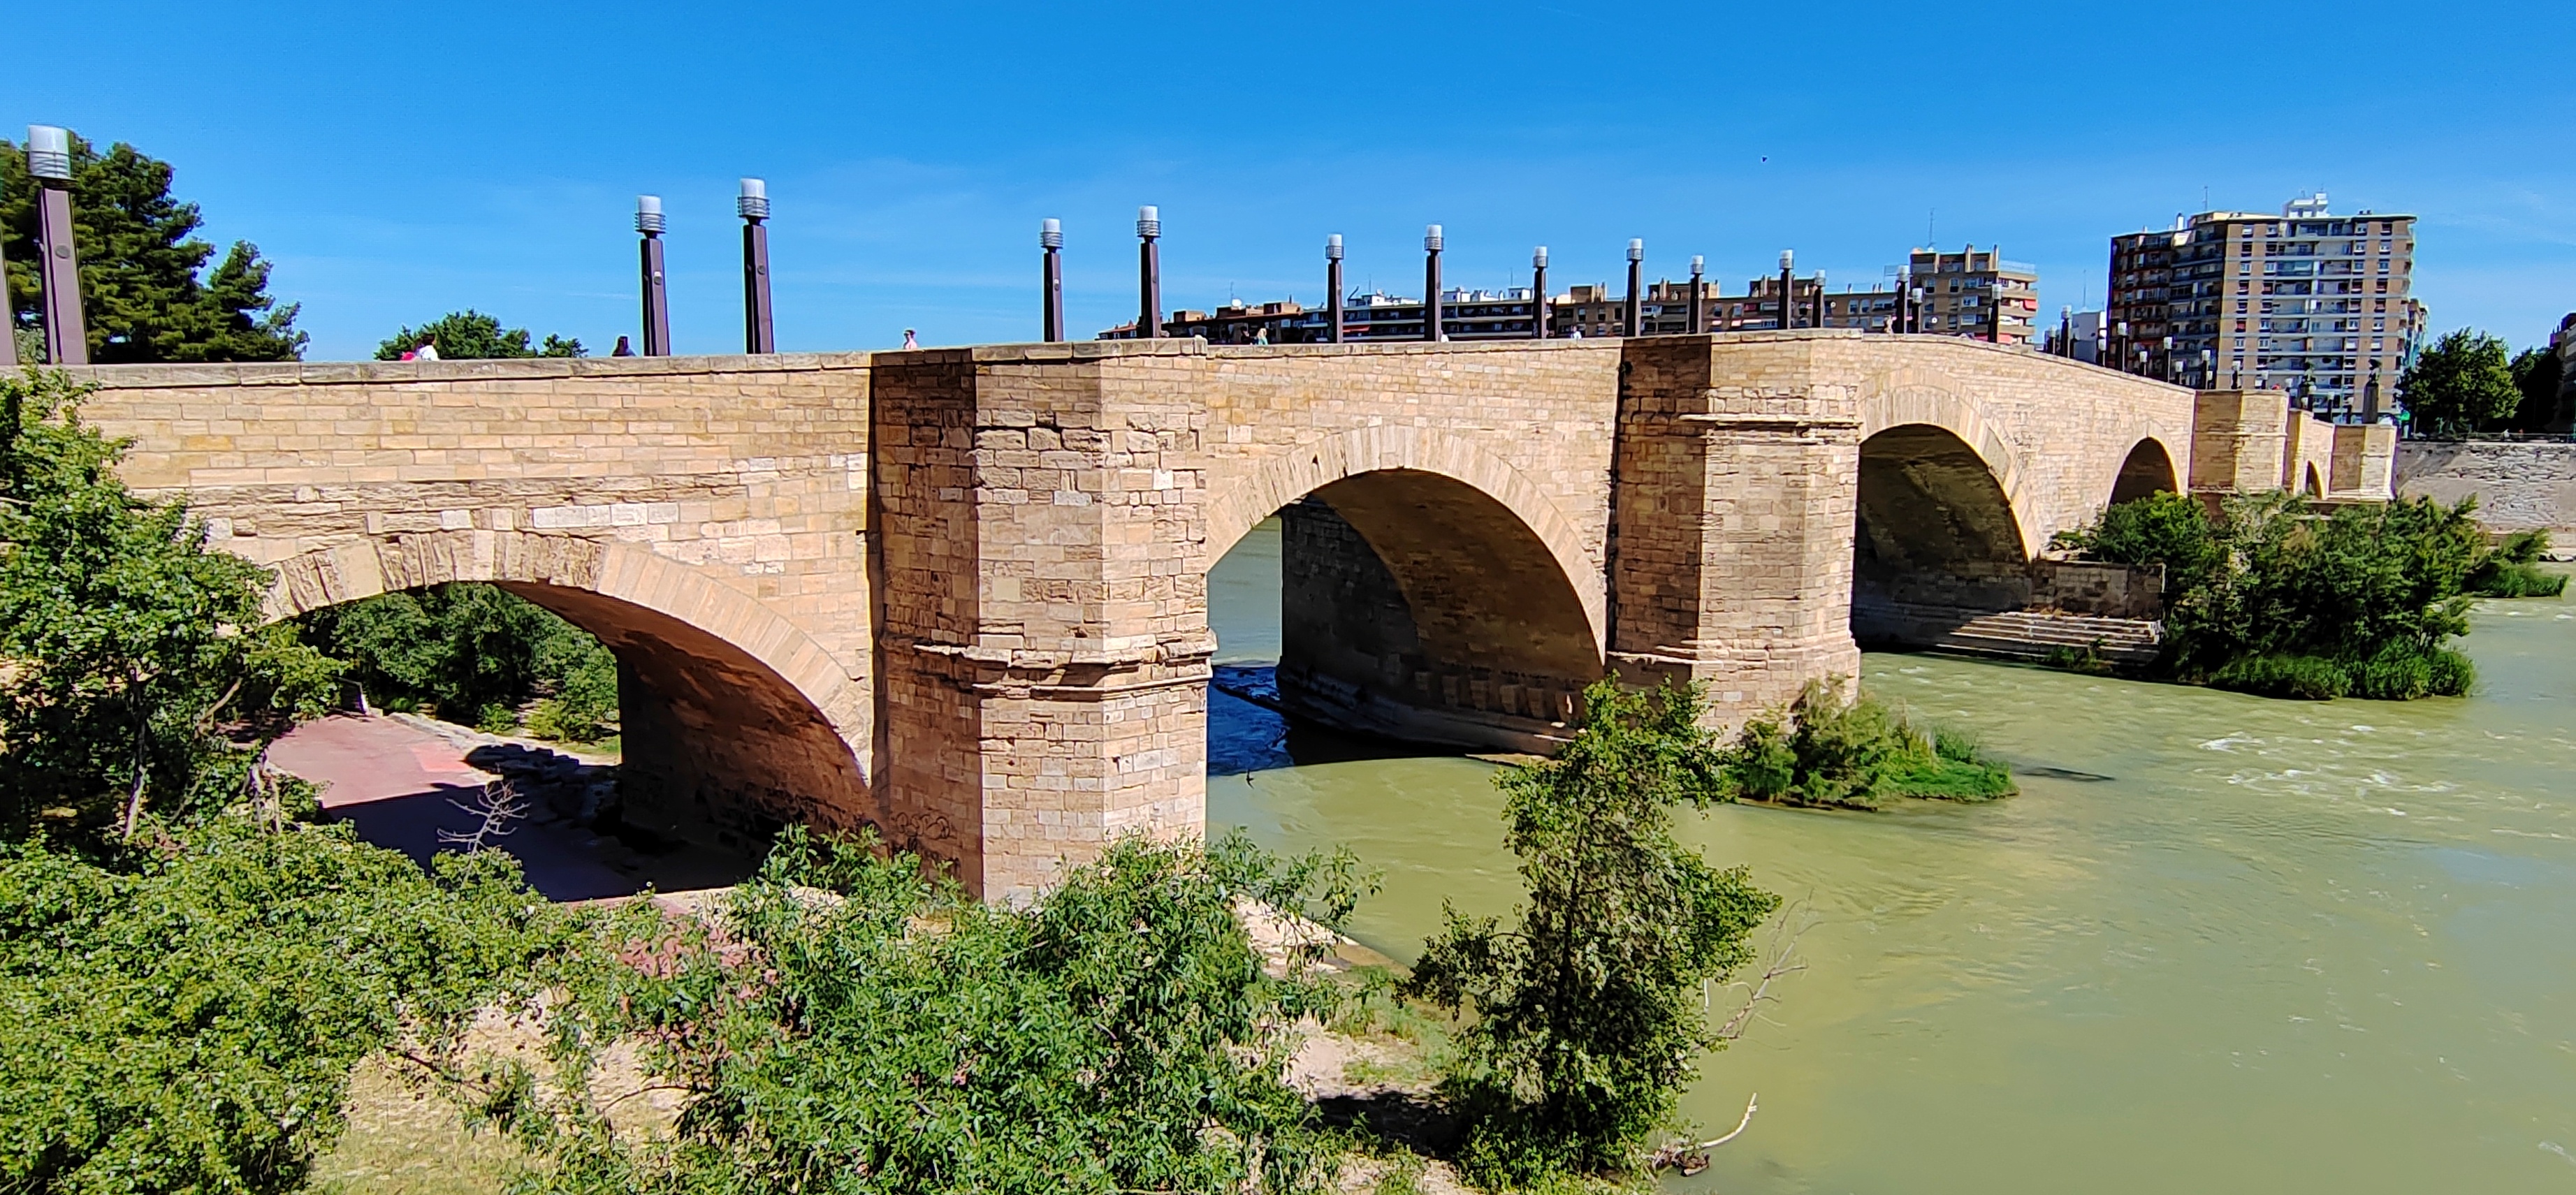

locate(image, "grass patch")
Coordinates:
1880 728 2016 802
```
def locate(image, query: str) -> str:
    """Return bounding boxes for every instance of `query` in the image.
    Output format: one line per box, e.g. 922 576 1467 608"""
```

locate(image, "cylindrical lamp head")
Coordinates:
26 125 71 180
736 177 770 219
1779 249 1794 270
1627 237 1643 263
635 194 667 234
1041 217 1063 249
1532 245 1548 269
1690 254 1704 275
1325 233 1343 261
1424 224 1443 251
1137 205 1160 238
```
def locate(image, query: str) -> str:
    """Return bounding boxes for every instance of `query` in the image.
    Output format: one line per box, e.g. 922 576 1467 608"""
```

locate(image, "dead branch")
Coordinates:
1715 900 1817 1043
438 779 528 851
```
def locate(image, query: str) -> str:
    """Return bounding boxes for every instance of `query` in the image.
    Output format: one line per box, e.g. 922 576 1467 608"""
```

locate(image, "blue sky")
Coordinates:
16 0 2575 359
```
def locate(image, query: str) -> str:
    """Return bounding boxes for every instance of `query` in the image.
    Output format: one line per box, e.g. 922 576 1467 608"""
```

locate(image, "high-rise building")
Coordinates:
2108 193 2424 418
1905 245 2039 344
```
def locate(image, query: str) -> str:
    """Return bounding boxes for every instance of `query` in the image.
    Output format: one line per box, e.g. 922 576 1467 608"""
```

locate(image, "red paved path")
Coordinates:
268 715 750 902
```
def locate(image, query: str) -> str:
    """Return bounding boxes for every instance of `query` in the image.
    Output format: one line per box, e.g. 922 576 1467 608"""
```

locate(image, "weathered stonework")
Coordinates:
72 332 2211 899
2397 439 2576 543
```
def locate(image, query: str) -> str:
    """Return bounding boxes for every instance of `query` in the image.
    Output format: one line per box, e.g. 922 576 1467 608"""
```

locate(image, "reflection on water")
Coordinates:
1209 518 2576 1193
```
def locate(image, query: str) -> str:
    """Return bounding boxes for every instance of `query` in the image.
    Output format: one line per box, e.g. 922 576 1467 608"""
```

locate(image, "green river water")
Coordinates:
1205 518 2576 1192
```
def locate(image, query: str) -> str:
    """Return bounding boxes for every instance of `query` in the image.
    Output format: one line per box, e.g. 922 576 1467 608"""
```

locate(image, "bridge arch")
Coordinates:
263 530 870 846
1202 425 1608 652
1204 427 1606 752
2108 436 2184 507
1857 369 2045 559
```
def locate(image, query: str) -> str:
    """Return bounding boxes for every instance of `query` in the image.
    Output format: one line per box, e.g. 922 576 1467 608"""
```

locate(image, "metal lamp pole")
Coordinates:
1688 255 1706 333
27 126 85 365
1325 234 1345 344
1777 250 1796 330
636 196 671 356
1041 219 1065 342
1422 225 1445 342
1530 247 1549 339
1623 239 1644 337
1137 206 1163 339
738 179 774 354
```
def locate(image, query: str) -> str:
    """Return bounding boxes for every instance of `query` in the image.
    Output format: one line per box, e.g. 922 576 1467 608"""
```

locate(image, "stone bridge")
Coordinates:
74 332 2231 896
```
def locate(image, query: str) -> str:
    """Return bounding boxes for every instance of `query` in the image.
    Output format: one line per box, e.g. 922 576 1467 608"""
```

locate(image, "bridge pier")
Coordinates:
1606 338 1865 721
873 347 1214 899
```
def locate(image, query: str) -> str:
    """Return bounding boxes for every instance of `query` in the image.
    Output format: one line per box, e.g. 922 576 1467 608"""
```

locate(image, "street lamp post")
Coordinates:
635 195 671 357
1815 270 1828 330
1777 250 1795 330
1530 247 1549 339
1688 254 1706 334
738 179 774 354
27 126 85 365
1325 234 1345 344
1623 238 1643 337
1423 225 1444 343
1137 206 1163 339
1040 219 1065 342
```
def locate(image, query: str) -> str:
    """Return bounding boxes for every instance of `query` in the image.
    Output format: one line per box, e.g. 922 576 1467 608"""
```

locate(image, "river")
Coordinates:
1207 518 2576 1192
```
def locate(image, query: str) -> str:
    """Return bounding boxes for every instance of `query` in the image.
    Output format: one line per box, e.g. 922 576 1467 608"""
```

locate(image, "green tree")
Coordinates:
1 133 305 362
2396 330 2519 437
2508 346 2565 432
1404 677 1778 1185
494 828 1364 1195
298 582 619 740
0 369 339 845
376 309 583 360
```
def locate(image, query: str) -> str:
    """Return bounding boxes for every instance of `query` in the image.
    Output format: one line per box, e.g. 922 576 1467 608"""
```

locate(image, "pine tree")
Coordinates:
1 133 305 363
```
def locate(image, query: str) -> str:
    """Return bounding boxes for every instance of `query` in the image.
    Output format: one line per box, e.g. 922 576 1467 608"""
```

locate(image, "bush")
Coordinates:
2210 654 2350 700
1715 682 2014 807
2062 490 2500 700
495 828 1367 1195
2049 490 2223 593
1719 680 1903 809
0 818 576 1194
2470 562 2567 598
2465 531 2565 597
1403 678 1777 1187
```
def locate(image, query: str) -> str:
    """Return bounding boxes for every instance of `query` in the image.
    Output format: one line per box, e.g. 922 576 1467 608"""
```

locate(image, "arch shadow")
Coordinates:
1851 423 2032 645
263 531 870 849
2109 437 2183 506
1202 425 1607 654
1209 459 1606 754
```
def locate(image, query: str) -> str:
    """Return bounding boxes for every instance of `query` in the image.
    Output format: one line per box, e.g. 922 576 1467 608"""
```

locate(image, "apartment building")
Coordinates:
2108 193 2424 418
1905 245 2039 344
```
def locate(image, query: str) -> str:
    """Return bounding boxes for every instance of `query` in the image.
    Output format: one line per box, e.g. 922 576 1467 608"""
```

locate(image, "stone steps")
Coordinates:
1857 602 2164 666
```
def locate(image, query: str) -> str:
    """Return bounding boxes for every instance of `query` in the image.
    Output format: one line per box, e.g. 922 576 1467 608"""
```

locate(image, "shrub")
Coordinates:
2466 530 2566 597
495 828 1367 1195
2061 490 2501 700
2426 647 2476 696
0 818 576 1194
1403 678 1777 1187
2210 654 2350 701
